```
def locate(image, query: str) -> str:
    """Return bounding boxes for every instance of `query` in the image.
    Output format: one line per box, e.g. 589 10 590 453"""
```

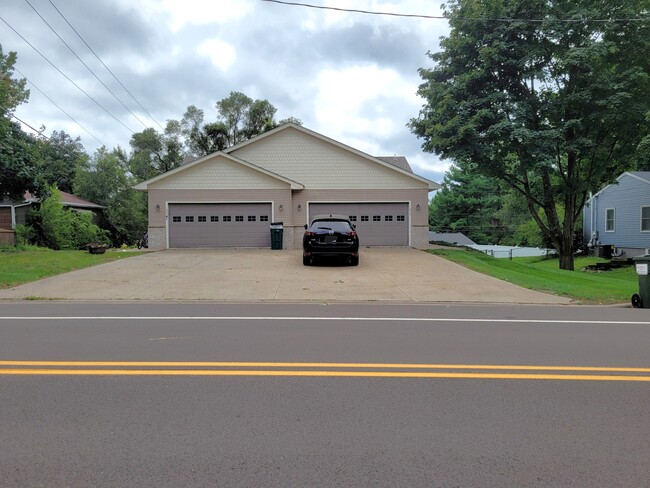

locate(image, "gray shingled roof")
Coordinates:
631 171 650 183
428 232 476 246
376 156 412 173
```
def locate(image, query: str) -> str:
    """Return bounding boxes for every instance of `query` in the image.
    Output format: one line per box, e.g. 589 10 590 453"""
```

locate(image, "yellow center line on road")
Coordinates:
1 361 650 381
1 361 650 373
1 369 650 381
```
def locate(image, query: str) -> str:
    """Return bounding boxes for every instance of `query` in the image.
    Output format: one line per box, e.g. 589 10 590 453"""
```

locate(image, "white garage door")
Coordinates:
309 202 409 246
168 203 272 248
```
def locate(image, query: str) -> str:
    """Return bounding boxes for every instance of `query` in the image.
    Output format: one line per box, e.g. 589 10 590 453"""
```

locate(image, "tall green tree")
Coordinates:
410 0 650 269
37 130 89 193
75 147 147 245
128 122 183 181
429 162 508 244
0 44 39 200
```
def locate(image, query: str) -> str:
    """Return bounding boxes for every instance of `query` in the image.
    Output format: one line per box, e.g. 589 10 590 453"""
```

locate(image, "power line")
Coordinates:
0 15 134 134
14 67 106 147
23 0 148 130
48 0 165 131
260 0 650 23
8 113 49 139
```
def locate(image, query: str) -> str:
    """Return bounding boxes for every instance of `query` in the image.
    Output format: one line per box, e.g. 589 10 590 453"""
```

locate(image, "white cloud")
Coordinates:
312 64 420 144
127 0 254 32
197 38 237 71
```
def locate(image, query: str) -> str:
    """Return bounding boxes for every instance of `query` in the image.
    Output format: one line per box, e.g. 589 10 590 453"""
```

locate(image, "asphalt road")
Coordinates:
1 302 649 487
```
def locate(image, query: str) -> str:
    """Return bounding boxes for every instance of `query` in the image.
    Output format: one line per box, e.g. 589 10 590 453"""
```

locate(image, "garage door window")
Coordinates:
248 216 256 222
198 216 206 222
172 216 181 222
373 216 381 222
361 216 369 221
349 216 357 221
211 216 219 222
260 215 269 221
385 215 393 221
224 216 231 222
185 216 194 222
397 215 405 221
235 216 244 222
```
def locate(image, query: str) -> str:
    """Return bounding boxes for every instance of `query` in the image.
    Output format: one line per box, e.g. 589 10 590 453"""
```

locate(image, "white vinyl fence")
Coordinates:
469 245 556 259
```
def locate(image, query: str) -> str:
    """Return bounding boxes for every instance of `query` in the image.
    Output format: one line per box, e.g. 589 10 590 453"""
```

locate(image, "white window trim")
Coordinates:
605 208 615 232
641 206 650 232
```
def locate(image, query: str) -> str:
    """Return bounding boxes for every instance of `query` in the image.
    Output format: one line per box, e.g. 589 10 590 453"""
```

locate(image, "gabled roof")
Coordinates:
22 191 105 209
225 123 441 190
376 156 412 173
629 171 650 183
133 151 305 191
589 171 650 200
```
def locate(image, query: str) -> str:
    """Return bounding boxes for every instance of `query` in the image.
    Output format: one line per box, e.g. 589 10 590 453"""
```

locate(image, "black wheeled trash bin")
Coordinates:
270 222 283 250
632 254 650 308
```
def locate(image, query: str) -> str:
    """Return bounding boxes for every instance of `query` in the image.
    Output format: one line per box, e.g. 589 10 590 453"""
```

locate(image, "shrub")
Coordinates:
30 186 110 249
14 224 36 246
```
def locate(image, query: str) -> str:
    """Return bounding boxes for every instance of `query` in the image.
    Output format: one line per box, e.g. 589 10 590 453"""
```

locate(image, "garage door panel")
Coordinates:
309 203 408 246
169 203 271 248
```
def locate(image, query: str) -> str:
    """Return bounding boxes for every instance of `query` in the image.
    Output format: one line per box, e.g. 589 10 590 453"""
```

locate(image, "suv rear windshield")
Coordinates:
310 221 353 232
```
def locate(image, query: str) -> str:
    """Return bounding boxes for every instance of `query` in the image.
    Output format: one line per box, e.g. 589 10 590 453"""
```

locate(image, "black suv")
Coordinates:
302 214 360 266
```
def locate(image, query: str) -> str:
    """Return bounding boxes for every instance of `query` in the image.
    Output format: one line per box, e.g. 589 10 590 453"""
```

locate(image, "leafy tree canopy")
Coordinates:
410 0 650 269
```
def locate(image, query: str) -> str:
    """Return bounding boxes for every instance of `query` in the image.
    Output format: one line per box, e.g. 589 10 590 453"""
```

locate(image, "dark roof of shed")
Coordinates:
428 231 476 246
24 191 105 209
375 156 412 173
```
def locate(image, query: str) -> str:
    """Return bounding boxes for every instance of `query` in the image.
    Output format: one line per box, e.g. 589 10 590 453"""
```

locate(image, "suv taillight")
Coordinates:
304 231 315 237
350 231 357 236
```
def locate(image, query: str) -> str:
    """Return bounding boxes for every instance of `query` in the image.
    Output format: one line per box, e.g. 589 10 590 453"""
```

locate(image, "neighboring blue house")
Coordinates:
583 172 650 258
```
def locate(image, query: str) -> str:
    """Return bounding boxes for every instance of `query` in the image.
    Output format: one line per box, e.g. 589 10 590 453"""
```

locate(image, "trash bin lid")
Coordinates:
270 221 283 229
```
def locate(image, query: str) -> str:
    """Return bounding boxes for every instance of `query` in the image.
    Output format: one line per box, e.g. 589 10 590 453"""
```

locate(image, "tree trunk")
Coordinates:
558 247 574 270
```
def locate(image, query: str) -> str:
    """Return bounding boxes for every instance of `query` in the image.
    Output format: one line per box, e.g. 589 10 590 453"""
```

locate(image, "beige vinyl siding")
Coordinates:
231 127 428 190
149 155 289 190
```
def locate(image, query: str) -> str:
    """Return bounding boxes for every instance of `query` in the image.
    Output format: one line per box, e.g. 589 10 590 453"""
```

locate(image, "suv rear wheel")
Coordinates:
350 256 359 266
303 255 312 266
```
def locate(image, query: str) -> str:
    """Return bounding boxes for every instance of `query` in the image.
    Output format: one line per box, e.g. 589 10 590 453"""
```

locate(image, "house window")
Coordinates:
248 216 256 222
385 215 393 222
397 215 405 222
605 208 615 232
361 216 369 222
642 206 650 232
211 216 219 222
172 216 181 223
349 216 357 222
373 215 381 222
260 215 269 222
223 216 232 222
235 216 244 222
185 216 194 223
198 216 206 222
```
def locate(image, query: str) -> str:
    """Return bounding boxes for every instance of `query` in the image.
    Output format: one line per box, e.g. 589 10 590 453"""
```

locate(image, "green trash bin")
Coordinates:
270 222 283 250
632 255 650 308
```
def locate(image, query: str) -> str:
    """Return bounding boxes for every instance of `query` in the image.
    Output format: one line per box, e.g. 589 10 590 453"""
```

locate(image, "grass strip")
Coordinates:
428 249 637 304
0 247 145 289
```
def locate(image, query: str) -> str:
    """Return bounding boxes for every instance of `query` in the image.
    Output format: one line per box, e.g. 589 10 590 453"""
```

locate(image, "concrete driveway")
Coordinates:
0 248 570 304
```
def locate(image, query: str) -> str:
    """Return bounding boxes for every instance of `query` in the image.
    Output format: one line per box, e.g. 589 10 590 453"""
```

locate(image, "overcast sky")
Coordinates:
3 0 451 184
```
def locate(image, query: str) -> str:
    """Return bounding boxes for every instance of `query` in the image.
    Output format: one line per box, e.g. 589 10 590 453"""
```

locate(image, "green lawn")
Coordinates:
428 249 638 304
0 247 145 289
